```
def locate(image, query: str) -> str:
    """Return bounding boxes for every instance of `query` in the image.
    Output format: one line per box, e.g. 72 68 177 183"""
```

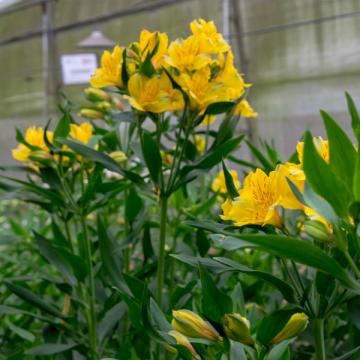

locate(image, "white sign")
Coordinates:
60 53 98 85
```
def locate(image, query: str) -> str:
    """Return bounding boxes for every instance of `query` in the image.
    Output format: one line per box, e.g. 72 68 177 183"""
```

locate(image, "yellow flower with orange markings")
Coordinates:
132 30 168 69
90 46 123 89
12 127 53 162
124 72 184 113
212 169 240 194
221 169 281 227
233 99 258 118
190 18 229 54
70 123 93 144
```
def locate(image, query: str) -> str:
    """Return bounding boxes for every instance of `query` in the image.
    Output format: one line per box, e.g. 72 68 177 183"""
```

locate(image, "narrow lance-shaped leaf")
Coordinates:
322 110 356 190
222 160 239 199
303 131 351 217
141 131 162 186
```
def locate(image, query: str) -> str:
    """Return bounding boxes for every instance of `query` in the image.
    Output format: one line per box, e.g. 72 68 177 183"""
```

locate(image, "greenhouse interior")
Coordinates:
0 0 360 359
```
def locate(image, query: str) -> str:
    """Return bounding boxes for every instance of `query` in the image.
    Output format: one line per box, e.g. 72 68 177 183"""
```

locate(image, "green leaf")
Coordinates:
266 340 292 360
121 48 129 86
246 140 274 172
142 131 162 186
345 92 360 140
205 101 235 115
181 135 243 177
185 221 360 293
222 160 239 199
199 263 233 322
5 282 66 319
322 110 356 190
257 309 299 345
25 343 76 355
303 131 351 217
335 346 360 360
59 139 144 185
125 187 144 222
54 109 71 144
98 303 126 344
8 322 35 342
139 51 156 77
214 257 296 303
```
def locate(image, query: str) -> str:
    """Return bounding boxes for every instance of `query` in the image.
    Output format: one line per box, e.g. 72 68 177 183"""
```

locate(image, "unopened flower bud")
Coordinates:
271 313 309 344
28 150 53 164
304 220 332 242
168 330 201 359
84 87 111 102
79 108 103 120
171 310 220 342
109 151 127 164
96 101 112 111
222 313 254 345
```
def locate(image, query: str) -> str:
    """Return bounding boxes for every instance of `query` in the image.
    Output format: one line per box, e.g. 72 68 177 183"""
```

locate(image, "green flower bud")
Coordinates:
222 313 254 345
304 220 332 242
79 108 104 120
171 309 220 342
109 151 127 164
84 87 111 102
96 101 112 111
271 312 309 344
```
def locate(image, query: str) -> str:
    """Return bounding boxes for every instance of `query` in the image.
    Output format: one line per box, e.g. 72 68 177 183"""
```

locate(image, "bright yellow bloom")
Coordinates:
166 35 211 72
296 136 329 164
221 169 281 227
124 72 184 113
70 123 93 144
133 30 168 69
215 50 249 100
190 18 229 54
271 313 308 344
194 135 206 155
12 127 53 162
274 163 305 210
222 313 254 345
160 150 174 166
168 330 201 360
212 169 240 194
172 309 220 342
233 99 258 118
90 46 123 88
178 67 227 113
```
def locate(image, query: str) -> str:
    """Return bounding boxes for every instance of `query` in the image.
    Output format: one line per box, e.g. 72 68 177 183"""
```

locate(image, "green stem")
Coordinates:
157 195 168 309
345 251 360 279
313 318 325 360
80 216 98 360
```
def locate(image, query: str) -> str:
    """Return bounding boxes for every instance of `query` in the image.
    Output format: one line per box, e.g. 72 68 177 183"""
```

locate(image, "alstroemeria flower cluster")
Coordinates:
217 137 330 228
89 19 257 118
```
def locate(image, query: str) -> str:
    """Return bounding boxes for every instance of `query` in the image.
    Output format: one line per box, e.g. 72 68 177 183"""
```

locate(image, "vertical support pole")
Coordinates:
41 0 50 121
231 0 256 145
222 0 230 40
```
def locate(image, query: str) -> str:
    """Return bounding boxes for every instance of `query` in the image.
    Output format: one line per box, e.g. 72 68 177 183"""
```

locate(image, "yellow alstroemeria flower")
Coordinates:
70 123 93 144
271 313 309 344
211 169 240 194
166 35 211 72
124 72 184 113
296 136 329 164
90 46 123 88
133 30 168 69
274 163 305 210
178 67 227 113
190 18 229 54
215 50 249 100
194 135 206 155
12 127 53 162
221 169 282 227
233 99 258 118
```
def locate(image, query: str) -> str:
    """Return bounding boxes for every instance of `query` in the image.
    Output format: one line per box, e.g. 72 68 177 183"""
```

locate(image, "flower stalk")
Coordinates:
313 318 325 360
